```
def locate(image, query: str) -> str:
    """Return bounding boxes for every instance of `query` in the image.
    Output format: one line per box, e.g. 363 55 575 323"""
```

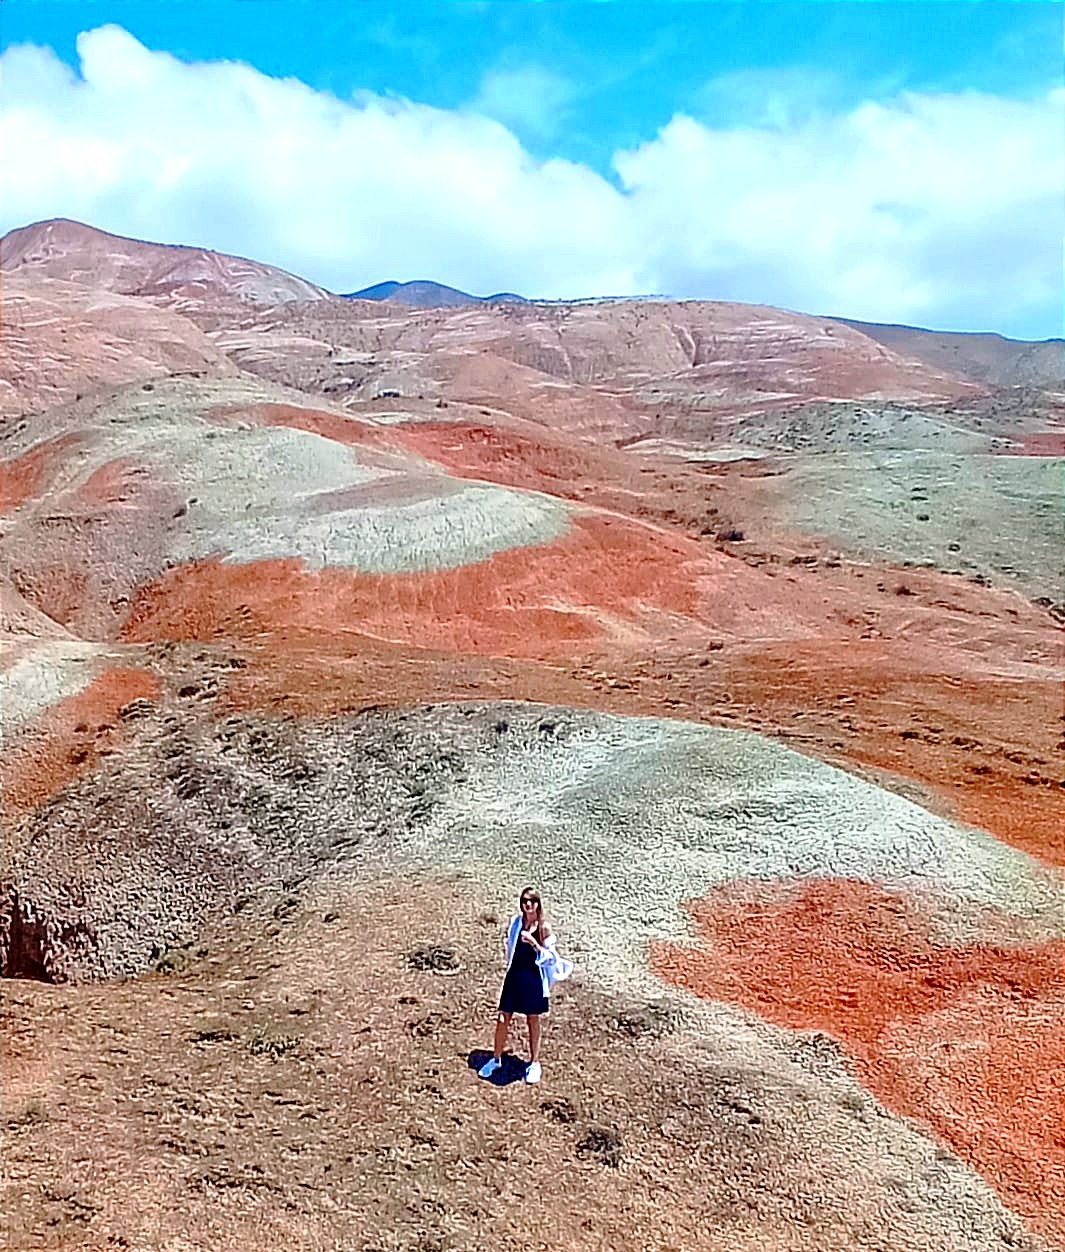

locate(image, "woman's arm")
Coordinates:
533 927 556 963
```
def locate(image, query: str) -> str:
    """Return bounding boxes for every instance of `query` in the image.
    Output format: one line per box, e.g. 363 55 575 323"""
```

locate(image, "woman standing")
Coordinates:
478 887 568 1085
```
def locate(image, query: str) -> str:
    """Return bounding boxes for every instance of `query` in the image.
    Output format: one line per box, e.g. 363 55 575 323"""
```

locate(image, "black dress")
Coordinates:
498 931 549 1016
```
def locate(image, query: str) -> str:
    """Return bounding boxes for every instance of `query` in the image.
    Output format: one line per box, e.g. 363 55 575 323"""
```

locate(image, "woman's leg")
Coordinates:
527 1013 542 1062
492 1011 512 1061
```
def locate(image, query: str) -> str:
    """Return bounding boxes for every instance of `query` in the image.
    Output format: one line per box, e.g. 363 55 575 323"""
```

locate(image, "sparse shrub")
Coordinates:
406 1012 451 1039
6 1100 49 1131
118 698 154 721
576 1125 623 1167
407 944 459 973
191 1028 239 1044
248 1030 300 1061
895 584 914 596
153 945 191 974
609 1002 679 1039
541 1097 578 1124
838 1091 866 1114
717 528 745 542
272 896 299 922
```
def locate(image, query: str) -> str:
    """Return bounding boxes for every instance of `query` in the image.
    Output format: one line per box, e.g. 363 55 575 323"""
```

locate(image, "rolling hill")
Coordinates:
1 217 1062 1252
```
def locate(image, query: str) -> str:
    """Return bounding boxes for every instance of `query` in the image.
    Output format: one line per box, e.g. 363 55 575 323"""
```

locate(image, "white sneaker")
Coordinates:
525 1061 542 1085
478 1057 502 1079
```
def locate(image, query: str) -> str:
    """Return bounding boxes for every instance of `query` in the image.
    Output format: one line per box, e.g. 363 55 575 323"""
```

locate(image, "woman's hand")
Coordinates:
520 929 540 949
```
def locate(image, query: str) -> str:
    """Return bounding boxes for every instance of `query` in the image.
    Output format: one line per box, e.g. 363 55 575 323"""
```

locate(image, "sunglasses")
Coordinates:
520 898 539 908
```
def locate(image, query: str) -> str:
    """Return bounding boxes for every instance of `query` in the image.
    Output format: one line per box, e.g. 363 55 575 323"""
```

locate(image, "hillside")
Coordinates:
1 218 1063 1252
0 218 331 307
834 316 1063 389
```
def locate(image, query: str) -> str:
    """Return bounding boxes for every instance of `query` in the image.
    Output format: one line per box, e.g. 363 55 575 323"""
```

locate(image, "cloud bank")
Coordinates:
1 24 1060 335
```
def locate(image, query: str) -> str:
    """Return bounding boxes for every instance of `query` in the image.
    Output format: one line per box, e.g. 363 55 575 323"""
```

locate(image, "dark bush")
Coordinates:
576 1125 623 1167
407 944 459 973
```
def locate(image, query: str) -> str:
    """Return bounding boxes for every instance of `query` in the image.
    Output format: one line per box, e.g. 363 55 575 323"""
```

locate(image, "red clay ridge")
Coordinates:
2 665 162 823
76 457 157 508
0 437 78 515
717 644 1065 868
998 433 1065 457
118 513 708 659
210 402 397 453
651 878 1065 1246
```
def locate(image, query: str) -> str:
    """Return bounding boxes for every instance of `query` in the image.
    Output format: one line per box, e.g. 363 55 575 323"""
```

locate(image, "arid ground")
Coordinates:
2 219 1063 1251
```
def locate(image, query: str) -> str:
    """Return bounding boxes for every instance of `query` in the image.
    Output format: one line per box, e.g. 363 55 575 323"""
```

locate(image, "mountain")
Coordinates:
1 218 330 306
349 280 1062 387
342 278 528 307
833 317 1063 389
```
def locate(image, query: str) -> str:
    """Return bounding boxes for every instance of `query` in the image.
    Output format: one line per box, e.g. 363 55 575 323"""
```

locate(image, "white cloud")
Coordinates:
0 25 1061 334
695 66 852 130
0 27 638 299
467 64 578 139
614 88 1064 333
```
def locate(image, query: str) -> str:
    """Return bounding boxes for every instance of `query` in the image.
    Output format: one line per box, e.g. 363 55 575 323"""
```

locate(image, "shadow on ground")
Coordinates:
468 1048 531 1087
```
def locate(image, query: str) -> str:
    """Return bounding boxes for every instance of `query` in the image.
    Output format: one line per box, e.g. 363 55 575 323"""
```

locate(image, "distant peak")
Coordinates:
342 279 528 308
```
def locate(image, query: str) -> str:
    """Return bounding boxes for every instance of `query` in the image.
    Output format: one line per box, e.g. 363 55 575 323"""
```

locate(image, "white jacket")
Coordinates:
503 914 574 999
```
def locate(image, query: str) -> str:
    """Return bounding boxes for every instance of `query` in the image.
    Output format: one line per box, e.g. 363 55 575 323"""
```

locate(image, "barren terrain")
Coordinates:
2 219 1063 1252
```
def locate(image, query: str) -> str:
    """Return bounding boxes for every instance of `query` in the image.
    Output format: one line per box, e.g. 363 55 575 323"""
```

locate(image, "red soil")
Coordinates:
76 457 153 507
999 433 1065 457
12 408 1061 867
131 608 1058 869
0 437 76 514
213 402 400 460
118 513 710 659
393 420 636 496
1 665 161 829
214 404 732 538
651 879 1065 1247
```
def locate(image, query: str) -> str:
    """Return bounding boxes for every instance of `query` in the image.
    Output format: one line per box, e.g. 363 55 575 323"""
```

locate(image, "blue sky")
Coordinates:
1 2 1062 335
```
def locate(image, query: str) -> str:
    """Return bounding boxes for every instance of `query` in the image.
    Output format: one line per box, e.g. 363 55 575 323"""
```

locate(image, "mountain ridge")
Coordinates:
341 278 528 306
5 218 1059 365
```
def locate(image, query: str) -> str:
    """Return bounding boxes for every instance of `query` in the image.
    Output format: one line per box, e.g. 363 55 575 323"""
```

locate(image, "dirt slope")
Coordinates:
835 317 1063 388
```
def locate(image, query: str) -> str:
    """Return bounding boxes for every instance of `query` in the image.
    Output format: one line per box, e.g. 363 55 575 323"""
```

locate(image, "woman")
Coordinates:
478 887 570 1085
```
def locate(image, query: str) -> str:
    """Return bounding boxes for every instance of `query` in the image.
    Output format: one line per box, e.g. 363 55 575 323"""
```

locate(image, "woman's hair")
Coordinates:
519 886 545 941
